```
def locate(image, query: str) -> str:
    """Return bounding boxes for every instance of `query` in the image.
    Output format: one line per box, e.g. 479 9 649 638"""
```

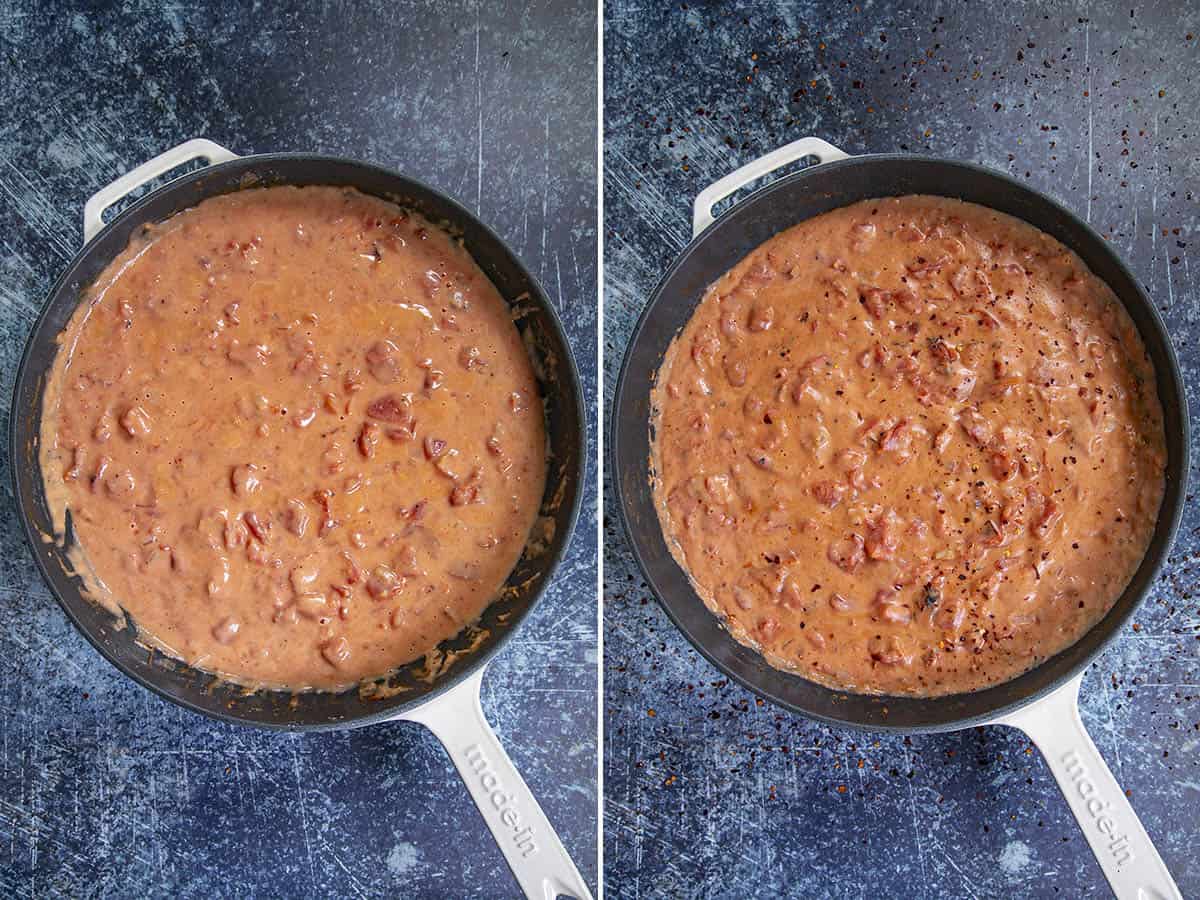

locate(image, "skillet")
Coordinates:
11 139 592 900
612 137 1187 900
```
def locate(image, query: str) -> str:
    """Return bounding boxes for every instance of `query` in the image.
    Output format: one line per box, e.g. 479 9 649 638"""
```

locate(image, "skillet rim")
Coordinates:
10 151 587 731
611 151 1189 733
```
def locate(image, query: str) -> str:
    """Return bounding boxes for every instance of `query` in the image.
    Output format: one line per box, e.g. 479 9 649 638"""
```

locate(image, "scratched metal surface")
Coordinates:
0 1 597 897
603 2 1198 897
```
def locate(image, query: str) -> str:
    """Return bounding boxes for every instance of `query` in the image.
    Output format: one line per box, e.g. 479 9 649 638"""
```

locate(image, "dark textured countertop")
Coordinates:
603 2 1197 896
0 2 596 897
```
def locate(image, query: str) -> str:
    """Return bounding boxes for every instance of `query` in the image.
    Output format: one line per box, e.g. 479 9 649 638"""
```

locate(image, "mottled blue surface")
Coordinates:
603 2 1197 897
0 2 596 897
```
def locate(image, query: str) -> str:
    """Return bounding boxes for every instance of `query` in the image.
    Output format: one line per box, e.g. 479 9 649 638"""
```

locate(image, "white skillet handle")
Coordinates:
82 138 239 243
994 673 1181 899
692 136 850 237
400 667 592 900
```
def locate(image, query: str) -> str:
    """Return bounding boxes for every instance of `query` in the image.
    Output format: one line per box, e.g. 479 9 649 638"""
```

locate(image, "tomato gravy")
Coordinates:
41 185 546 690
652 195 1165 696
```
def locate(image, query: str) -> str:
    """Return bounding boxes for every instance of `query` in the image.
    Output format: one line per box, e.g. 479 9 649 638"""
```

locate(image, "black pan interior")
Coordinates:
613 154 1188 732
11 154 585 730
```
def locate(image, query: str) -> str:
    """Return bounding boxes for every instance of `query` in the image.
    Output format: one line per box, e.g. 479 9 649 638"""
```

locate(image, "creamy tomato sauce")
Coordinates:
41 186 546 690
652 196 1165 696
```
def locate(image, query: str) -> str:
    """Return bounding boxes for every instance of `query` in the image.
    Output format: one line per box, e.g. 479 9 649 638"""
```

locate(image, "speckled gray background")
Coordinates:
603 1 1197 897
0 2 596 897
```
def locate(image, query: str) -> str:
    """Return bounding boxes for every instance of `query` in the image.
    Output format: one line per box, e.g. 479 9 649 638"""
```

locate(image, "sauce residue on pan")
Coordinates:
40 185 547 691
651 196 1165 697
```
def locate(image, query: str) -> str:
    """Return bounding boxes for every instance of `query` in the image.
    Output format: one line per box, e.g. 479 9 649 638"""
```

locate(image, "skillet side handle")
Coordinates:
82 138 239 243
692 136 850 237
994 673 1181 900
399 667 593 900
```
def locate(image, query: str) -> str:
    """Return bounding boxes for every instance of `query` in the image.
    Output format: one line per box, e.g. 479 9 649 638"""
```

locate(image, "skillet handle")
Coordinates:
692 136 850 237
399 667 593 900
993 673 1181 899
82 138 239 243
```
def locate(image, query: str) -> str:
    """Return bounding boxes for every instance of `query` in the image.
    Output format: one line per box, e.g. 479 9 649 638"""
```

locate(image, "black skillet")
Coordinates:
11 139 591 900
612 137 1186 899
